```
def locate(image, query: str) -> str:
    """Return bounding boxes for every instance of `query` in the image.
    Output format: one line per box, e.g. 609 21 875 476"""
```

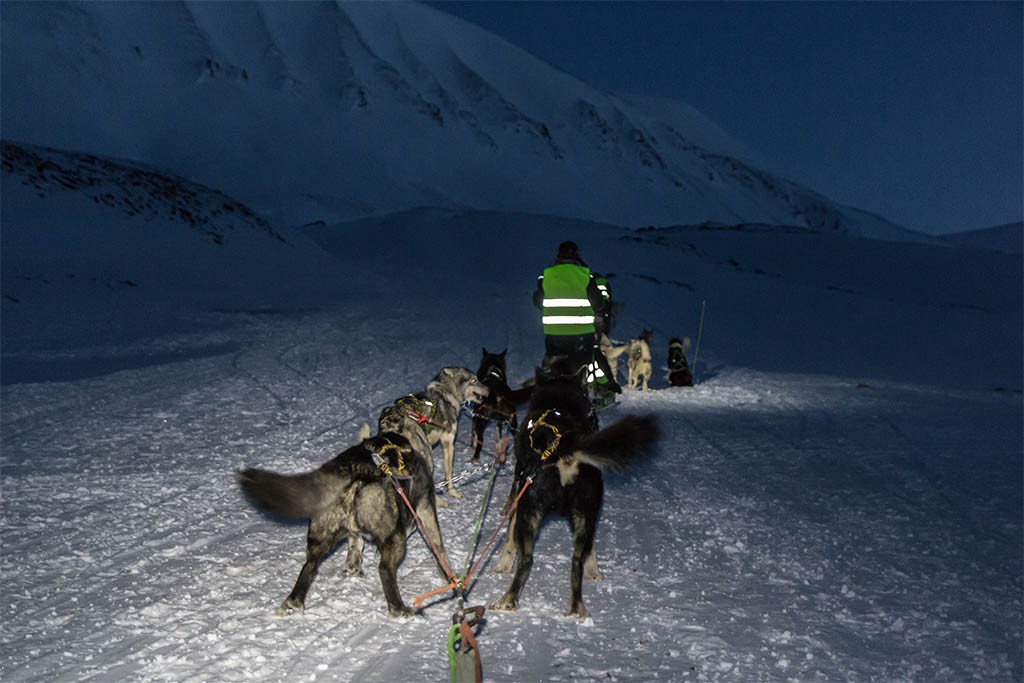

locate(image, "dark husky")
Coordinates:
236 432 450 618
470 348 532 461
667 337 694 387
490 366 659 618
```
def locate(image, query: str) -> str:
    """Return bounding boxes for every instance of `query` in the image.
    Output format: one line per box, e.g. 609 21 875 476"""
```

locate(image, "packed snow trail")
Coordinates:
1 309 1020 682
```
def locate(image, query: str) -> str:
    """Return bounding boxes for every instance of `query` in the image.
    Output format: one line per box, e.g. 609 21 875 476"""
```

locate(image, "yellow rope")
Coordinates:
528 409 562 461
374 440 407 478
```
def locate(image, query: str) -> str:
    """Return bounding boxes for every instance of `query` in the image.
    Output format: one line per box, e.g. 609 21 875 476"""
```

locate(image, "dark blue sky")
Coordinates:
429 1 1023 235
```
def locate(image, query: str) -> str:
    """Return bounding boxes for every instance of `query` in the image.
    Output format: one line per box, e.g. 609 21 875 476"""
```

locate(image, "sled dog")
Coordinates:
600 333 628 381
340 367 489 580
624 329 654 391
667 337 694 387
490 366 659 618
236 431 450 617
379 367 489 499
471 348 532 461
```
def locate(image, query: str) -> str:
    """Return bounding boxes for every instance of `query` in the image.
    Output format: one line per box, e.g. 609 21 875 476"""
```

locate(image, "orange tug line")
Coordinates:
413 474 534 610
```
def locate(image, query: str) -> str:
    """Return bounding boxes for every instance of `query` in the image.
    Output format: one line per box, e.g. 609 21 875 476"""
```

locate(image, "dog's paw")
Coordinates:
564 602 589 619
273 599 304 617
446 487 465 499
387 605 419 619
342 566 365 578
489 595 518 612
435 496 450 509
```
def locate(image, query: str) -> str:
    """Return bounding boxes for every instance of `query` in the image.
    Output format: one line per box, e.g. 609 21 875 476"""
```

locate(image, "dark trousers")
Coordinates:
543 334 617 387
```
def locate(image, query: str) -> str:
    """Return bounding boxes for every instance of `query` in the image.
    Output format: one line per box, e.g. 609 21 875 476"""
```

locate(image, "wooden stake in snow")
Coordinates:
692 299 707 384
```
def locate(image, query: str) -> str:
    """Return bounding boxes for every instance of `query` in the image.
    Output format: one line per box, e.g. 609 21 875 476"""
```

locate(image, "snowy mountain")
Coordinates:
1 0 916 238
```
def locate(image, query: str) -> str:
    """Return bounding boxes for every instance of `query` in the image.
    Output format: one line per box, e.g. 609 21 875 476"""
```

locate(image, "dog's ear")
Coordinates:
499 349 507 358
482 347 489 356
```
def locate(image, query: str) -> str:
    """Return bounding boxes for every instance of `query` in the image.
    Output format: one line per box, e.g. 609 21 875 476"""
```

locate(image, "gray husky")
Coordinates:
341 367 490 582
379 367 489 499
236 431 451 618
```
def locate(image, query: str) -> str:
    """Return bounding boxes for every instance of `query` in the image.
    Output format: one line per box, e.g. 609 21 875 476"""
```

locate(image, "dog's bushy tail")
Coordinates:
236 468 347 520
573 415 660 473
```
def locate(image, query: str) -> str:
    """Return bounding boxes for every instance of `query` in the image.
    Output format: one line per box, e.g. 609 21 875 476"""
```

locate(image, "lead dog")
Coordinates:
490 365 659 618
236 431 450 617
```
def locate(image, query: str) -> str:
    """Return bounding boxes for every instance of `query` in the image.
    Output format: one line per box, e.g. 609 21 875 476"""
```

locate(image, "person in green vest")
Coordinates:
533 241 621 397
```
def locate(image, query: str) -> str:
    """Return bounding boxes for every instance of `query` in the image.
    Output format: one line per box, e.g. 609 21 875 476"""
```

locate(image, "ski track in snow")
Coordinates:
1 307 1020 683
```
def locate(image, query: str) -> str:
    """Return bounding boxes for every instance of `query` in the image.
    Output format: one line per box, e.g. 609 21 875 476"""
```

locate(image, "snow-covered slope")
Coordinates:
940 221 1024 255
1 1 912 238
0 140 364 363
3 141 1020 389
1 148 1021 680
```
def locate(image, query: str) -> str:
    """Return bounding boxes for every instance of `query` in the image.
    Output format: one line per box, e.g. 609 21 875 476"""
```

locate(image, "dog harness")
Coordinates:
668 340 689 370
397 394 443 430
527 409 563 461
370 439 409 479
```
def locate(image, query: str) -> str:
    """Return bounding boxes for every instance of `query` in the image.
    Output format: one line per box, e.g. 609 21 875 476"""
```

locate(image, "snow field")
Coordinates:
2 308 1020 682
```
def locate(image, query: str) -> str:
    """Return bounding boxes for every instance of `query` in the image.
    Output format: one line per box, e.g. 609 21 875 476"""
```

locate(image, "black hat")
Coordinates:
557 241 579 258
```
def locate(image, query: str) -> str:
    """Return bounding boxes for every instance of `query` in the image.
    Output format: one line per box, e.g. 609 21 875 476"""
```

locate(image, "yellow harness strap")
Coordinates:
528 409 562 461
373 440 407 478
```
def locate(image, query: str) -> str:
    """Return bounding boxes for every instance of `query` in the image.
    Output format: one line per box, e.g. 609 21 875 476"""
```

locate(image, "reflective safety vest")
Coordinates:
540 263 595 335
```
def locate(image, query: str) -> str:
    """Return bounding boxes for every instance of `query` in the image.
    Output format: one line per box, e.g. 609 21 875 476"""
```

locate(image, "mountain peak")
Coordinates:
1 1 913 239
